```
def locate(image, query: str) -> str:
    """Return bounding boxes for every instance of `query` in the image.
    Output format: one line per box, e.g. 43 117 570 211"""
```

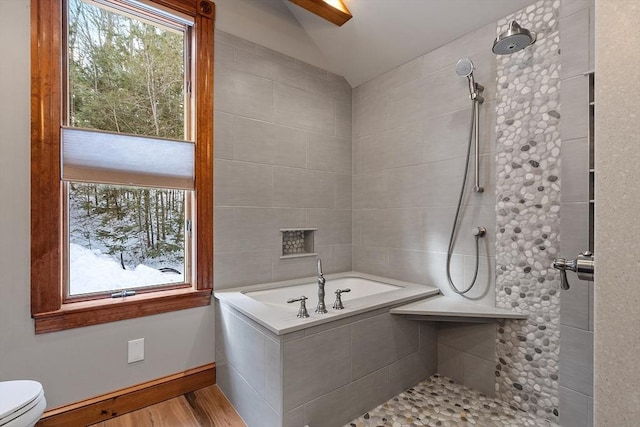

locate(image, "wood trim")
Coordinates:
288 0 352 26
30 0 215 332
37 363 216 427
194 2 215 292
31 0 63 315
34 289 212 334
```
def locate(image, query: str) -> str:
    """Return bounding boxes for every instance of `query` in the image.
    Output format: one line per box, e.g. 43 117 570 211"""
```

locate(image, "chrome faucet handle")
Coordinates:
317 258 323 277
332 288 351 310
287 296 310 318
553 251 594 291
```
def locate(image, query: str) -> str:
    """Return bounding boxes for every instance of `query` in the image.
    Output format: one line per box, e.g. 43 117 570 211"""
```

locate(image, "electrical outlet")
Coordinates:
128 338 144 363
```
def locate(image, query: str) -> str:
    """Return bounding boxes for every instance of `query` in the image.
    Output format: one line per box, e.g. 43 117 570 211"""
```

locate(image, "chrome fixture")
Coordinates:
553 251 595 290
492 20 537 55
455 58 484 193
287 296 310 318
332 288 351 310
446 60 487 296
315 259 327 314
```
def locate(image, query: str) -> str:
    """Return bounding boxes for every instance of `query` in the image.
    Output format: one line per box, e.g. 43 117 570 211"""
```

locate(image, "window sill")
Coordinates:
33 288 212 334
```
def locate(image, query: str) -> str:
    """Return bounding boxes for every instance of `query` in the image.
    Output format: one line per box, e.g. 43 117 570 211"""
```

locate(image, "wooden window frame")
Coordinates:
30 0 215 334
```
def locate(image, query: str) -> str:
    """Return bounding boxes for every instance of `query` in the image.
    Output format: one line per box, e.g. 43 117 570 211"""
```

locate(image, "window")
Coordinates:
31 0 214 333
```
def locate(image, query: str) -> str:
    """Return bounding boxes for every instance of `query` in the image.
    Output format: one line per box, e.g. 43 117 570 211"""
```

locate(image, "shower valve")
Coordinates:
472 227 487 237
552 251 594 290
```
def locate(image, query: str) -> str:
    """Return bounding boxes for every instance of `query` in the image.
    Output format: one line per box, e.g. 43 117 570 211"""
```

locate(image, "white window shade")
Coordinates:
62 127 194 190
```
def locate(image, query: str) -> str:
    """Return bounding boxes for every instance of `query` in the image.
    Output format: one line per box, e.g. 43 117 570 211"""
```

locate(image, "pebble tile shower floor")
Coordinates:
346 375 559 427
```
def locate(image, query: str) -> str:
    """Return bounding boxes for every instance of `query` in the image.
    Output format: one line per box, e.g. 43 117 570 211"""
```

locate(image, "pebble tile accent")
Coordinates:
347 374 559 427
494 0 561 422
282 230 307 255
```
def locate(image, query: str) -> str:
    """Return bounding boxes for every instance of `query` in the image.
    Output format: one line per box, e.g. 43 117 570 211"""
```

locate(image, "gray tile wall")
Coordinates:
351 22 498 306
214 30 352 290
558 1 594 426
351 0 594 419
216 300 437 427
351 21 499 393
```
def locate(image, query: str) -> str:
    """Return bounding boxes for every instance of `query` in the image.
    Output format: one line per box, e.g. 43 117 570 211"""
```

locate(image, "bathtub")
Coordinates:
214 271 439 335
214 272 441 427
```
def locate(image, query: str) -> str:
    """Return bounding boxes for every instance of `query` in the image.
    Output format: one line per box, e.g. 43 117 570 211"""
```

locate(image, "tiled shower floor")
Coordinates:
346 375 559 427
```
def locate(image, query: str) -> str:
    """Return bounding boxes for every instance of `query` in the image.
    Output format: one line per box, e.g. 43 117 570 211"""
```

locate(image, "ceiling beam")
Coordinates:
288 0 352 26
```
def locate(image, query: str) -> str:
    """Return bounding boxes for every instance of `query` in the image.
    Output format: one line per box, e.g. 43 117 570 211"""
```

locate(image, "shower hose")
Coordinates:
446 101 483 295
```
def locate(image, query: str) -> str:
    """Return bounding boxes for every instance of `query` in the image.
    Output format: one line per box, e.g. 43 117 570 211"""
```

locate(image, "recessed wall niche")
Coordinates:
280 228 317 259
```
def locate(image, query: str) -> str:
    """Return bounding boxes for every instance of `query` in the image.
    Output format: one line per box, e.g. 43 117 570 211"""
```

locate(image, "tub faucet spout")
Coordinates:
316 259 327 314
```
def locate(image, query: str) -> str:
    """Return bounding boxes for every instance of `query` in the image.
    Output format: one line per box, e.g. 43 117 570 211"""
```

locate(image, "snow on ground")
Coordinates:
69 243 184 295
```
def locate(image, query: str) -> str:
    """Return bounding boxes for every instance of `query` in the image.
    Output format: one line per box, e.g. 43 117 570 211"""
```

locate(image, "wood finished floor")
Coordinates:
90 385 246 427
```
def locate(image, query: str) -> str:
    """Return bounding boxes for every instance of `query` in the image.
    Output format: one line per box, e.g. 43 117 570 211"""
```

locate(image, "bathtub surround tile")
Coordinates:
214 250 273 290
437 323 496 362
230 116 307 168
422 23 497 77
560 277 589 330
214 160 272 207
437 344 464 384
351 312 419 380
559 385 589 427
283 407 304 427
494 1 561 421
217 304 266 396
217 362 280 427
271 245 332 283
214 31 352 286
272 168 335 209
353 245 389 278
233 208 305 252
335 100 352 140
215 65 274 122
463 353 497 397
360 208 423 250
264 336 283 411
560 138 589 203
559 8 590 80
273 83 336 136
304 367 390 427
213 207 234 252
214 112 234 159
214 30 256 53
360 123 422 172
334 173 352 210
306 132 351 174
560 75 589 141
233 48 307 90
560 202 589 256
352 171 388 209
306 209 351 246
283 326 352 410
559 325 593 396
353 94 387 138
387 248 464 292
348 374 560 427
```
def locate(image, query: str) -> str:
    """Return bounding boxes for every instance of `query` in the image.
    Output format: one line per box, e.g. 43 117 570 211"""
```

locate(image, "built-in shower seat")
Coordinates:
391 294 528 323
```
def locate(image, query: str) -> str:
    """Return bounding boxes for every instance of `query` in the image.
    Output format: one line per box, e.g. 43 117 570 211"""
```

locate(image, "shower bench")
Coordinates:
391 294 528 323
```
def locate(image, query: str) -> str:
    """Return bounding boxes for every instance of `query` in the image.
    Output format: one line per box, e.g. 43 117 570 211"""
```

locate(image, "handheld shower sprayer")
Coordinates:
455 58 484 103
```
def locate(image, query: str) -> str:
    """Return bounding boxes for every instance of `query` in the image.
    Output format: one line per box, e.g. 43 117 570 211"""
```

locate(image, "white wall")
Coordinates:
0 0 215 409
213 0 337 76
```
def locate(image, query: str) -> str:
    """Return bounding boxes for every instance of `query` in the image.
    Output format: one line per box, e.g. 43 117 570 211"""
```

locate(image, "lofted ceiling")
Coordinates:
214 0 538 88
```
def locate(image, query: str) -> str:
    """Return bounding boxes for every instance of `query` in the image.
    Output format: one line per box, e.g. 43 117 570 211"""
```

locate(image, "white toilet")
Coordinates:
0 381 46 427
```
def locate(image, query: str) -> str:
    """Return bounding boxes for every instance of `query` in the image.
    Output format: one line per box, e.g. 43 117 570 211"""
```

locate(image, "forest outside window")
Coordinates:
31 0 214 333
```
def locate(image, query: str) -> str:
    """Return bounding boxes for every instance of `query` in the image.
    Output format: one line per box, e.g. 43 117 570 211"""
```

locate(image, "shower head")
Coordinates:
455 58 474 77
456 58 483 102
492 20 536 55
